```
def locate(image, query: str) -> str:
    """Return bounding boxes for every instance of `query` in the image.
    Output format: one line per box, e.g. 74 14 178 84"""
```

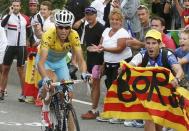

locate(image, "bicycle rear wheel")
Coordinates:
62 104 80 131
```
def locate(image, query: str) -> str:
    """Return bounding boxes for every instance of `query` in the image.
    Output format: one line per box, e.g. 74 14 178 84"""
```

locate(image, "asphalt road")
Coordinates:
0 62 143 131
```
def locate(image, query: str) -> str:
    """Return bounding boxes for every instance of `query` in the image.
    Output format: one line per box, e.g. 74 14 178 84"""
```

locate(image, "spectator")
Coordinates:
28 0 39 17
0 0 34 101
151 16 176 50
24 0 40 104
81 7 105 120
90 0 108 26
65 0 90 37
33 1 54 38
126 5 151 53
103 0 112 28
175 29 189 88
151 0 173 30
174 0 189 27
88 8 133 122
120 0 141 38
0 22 7 87
137 5 151 41
128 29 183 131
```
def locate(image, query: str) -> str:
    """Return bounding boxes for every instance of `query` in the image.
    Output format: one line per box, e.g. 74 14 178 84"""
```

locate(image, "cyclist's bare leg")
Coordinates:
144 120 156 131
41 70 57 127
91 78 100 110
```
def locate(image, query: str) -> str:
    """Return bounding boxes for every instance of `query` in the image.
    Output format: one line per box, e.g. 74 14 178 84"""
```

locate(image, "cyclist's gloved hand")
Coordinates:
81 72 91 81
42 76 52 86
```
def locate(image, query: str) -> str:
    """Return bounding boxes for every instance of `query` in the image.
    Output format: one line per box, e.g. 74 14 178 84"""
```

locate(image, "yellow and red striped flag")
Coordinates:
101 61 189 131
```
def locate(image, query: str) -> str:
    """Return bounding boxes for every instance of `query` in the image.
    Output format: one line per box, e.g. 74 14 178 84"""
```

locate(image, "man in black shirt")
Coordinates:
65 0 90 37
81 7 105 120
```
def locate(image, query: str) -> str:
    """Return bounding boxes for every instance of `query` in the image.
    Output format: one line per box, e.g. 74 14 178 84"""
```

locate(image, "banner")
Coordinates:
24 47 41 99
101 61 189 131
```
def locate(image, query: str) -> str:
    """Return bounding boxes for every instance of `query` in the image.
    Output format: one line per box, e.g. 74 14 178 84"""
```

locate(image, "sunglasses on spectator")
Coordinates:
57 26 71 30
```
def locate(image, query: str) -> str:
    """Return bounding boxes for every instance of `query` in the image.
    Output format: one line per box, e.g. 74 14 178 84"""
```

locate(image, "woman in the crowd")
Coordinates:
88 8 133 121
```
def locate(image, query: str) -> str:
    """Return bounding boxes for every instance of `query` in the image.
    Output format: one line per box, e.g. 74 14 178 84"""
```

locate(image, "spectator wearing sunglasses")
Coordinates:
81 7 105 120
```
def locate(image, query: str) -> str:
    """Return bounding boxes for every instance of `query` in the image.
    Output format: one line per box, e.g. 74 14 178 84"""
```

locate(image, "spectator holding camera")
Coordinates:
174 0 189 27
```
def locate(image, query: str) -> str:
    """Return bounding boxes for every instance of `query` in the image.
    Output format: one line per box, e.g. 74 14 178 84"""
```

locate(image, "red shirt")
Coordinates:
182 9 189 26
162 34 176 51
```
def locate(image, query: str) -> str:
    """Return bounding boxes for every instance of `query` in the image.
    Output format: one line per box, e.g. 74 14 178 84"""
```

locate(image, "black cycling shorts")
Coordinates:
3 46 27 67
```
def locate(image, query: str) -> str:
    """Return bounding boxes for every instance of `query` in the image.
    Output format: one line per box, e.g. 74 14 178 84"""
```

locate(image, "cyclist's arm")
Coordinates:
73 48 87 73
37 48 49 79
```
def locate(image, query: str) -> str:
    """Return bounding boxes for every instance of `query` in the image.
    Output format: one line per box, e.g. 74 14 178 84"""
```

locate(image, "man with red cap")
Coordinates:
24 0 40 104
29 0 39 17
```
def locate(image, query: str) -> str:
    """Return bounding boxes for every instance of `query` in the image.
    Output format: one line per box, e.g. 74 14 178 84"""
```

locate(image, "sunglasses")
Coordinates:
57 26 71 30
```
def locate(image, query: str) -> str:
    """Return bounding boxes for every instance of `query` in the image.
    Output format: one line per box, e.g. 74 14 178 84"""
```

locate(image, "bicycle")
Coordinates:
44 79 83 131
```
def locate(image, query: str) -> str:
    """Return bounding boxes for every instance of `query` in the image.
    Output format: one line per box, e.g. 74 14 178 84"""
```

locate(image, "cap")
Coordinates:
29 0 38 4
145 29 162 42
85 7 97 14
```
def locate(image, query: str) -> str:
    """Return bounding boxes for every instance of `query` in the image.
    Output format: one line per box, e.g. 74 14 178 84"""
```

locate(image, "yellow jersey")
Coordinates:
40 28 81 62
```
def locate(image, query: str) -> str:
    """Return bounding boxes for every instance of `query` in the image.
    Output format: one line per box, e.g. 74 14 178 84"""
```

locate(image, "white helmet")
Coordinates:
54 9 75 27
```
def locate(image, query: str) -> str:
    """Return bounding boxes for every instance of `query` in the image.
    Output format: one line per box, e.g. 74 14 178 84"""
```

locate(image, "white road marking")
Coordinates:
73 99 92 105
0 110 8 114
24 122 43 127
0 122 43 127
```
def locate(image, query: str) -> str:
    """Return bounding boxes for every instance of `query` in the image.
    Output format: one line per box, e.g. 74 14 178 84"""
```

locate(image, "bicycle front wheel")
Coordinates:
63 104 80 131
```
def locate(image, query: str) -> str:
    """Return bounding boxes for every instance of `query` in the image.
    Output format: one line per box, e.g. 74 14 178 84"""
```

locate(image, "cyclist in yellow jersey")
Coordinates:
36 9 88 127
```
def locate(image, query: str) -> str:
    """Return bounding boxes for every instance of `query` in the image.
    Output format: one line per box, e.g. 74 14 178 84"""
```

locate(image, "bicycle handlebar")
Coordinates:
51 79 84 86
44 79 84 101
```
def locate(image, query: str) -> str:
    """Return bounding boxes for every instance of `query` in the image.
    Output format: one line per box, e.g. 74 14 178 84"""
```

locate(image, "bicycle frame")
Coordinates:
45 80 82 131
